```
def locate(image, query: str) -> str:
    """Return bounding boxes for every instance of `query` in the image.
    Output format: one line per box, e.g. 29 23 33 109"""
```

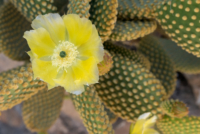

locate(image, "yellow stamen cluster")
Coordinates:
51 41 79 71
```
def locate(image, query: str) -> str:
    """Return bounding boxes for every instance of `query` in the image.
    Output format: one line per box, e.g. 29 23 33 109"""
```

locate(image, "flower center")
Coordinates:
51 41 79 71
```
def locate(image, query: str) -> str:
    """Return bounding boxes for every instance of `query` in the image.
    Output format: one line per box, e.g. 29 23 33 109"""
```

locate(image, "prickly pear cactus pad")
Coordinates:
0 2 31 61
89 0 118 42
94 53 166 122
71 86 114 134
159 38 200 74
155 0 200 57
10 0 58 21
0 63 46 111
117 0 168 20
139 35 176 99
67 0 91 18
157 115 200 134
109 20 157 41
22 86 65 132
103 41 151 70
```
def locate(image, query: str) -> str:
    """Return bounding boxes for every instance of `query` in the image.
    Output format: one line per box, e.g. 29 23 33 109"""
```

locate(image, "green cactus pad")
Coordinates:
94 53 166 122
139 35 176 99
0 2 31 61
22 86 64 132
71 86 114 134
160 99 188 118
155 0 200 57
157 115 200 134
159 38 200 74
118 0 168 20
109 20 157 41
67 0 90 18
10 0 58 21
104 41 151 70
89 0 118 42
0 63 46 111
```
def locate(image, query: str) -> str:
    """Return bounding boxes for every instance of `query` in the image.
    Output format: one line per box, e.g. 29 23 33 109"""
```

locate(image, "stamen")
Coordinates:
51 41 79 71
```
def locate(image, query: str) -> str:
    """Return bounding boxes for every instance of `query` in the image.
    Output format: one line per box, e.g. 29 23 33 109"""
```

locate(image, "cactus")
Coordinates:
156 115 200 134
94 51 166 122
22 86 64 132
71 85 114 134
103 41 151 70
0 0 200 134
67 0 90 18
159 38 200 74
155 0 200 57
9 0 59 21
0 63 46 111
0 2 31 60
117 0 169 20
138 35 176 99
109 20 157 41
89 0 118 42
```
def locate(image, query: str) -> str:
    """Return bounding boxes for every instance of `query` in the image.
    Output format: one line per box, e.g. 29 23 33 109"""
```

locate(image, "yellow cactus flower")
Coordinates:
129 112 159 134
24 13 104 94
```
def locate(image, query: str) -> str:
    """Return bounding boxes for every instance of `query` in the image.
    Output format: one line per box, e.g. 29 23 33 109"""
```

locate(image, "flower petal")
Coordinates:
27 51 36 61
54 57 99 93
54 69 85 93
72 90 84 95
32 58 58 88
63 14 93 46
131 112 151 133
131 120 146 134
144 116 157 128
138 112 151 120
78 25 104 63
129 123 135 134
24 28 56 58
32 13 67 44
72 57 99 85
